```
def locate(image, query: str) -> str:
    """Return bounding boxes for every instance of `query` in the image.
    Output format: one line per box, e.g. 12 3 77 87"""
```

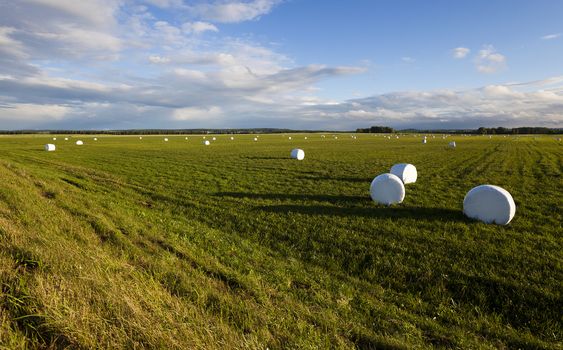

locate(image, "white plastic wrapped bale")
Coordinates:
422 138 427 144
139 136 143 139
212 137 216 141
390 163 417 184
52 137 57 141
254 137 258 141
203 140 210 146
463 185 516 225
64 137 69 141
185 137 188 140
230 136 234 140
164 138 168 142
290 148 305 160
288 136 292 140
75 140 83 145
369 173 405 205
449 141 456 148
94 137 98 141
44 144 56 151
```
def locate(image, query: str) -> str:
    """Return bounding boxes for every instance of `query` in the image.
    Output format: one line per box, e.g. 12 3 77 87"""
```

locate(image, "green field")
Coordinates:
0 134 561 349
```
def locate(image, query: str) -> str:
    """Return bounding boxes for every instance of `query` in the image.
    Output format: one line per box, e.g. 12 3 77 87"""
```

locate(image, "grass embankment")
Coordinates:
0 134 561 349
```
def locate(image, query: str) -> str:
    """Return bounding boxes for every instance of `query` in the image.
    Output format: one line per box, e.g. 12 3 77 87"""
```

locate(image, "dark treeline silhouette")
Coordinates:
356 126 395 133
356 126 561 135
1 127 561 135
0 128 338 135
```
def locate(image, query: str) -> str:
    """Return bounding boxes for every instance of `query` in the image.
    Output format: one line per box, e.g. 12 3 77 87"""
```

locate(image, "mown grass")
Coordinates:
0 133 561 349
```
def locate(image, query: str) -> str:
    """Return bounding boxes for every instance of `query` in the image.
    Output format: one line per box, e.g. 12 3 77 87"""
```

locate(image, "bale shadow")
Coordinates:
216 192 368 205
256 203 468 222
297 175 371 183
244 156 288 160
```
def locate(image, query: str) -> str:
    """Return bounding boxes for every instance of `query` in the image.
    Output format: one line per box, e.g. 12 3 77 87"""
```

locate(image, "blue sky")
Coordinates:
0 0 562 130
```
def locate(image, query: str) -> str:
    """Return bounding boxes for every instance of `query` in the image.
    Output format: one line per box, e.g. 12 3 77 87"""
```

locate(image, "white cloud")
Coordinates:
148 55 171 64
182 21 219 34
192 0 282 23
401 56 415 63
541 33 561 40
452 47 470 59
0 103 69 122
475 45 506 73
172 106 223 120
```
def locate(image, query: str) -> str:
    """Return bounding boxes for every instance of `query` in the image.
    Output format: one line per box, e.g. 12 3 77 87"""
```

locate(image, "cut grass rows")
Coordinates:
0 134 561 348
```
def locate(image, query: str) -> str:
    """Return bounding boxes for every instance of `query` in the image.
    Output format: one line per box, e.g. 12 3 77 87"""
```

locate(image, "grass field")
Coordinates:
0 133 561 349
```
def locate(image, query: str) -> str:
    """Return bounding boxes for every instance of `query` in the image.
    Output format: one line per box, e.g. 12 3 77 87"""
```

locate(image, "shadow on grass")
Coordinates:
216 192 368 204
216 192 467 222
297 175 371 183
244 156 289 160
256 203 468 222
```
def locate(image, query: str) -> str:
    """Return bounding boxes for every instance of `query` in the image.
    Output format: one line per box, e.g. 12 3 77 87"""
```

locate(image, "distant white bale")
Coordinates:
94 137 98 141
390 163 417 184
321 135 325 138
463 185 516 225
164 138 168 142
64 137 68 141
396 136 399 139
203 140 210 146
304 137 308 140
185 137 188 140
254 137 258 141
449 141 456 148
44 144 56 151
370 173 405 205
139 136 143 139
212 137 216 141
557 138 561 142
52 137 57 141
422 138 427 144
230 136 234 140
334 136 338 139
75 140 83 145
288 136 292 140
290 148 305 160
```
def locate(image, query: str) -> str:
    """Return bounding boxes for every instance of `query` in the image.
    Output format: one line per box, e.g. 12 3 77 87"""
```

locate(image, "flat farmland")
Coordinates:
0 134 561 349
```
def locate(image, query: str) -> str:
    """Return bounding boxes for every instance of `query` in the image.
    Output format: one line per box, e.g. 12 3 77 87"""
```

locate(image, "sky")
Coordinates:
0 0 562 130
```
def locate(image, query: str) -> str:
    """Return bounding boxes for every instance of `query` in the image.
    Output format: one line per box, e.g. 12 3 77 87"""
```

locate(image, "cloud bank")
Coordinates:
0 1 561 130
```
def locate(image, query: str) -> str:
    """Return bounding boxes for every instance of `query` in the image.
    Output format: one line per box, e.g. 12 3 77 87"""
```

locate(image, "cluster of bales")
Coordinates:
289 148 515 225
43 134 516 224
368 163 515 225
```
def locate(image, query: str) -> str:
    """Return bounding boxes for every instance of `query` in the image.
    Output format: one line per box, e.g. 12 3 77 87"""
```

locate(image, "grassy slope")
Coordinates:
0 134 561 349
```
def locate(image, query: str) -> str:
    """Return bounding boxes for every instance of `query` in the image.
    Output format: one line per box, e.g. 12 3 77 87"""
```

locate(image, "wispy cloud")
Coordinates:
190 0 283 23
452 47 470 59
541 33 561 40
401 56 415 63
475 45 506 73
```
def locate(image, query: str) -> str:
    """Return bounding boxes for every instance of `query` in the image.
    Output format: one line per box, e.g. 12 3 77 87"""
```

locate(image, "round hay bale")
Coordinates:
185 137 188 140
290 148 305 160
203 140 210 146
75 140 83 145
44 144 56 151
64 137 69 141
212 137 216 141
52 137 57 141
288 136 292 140
422 138 427 144
254 137 258 142
449 141 456 148
164 138 168 142
463 185 515 225
390 163 417 184
230 136 234 140
139 136 143 139
93 137 98 141
304 137 308 140
370 173 405 205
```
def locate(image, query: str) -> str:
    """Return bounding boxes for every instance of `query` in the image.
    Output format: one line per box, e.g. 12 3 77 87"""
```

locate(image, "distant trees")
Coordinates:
476 127 560 135
356 126 395 133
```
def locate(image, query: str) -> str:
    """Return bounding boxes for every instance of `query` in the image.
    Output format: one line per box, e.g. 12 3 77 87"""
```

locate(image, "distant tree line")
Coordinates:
475 127 561 135
356 126 395 133
0 128 338 135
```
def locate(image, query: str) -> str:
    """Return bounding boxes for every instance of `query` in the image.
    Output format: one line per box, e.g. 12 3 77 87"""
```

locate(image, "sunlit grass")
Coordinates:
0 133 561 348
